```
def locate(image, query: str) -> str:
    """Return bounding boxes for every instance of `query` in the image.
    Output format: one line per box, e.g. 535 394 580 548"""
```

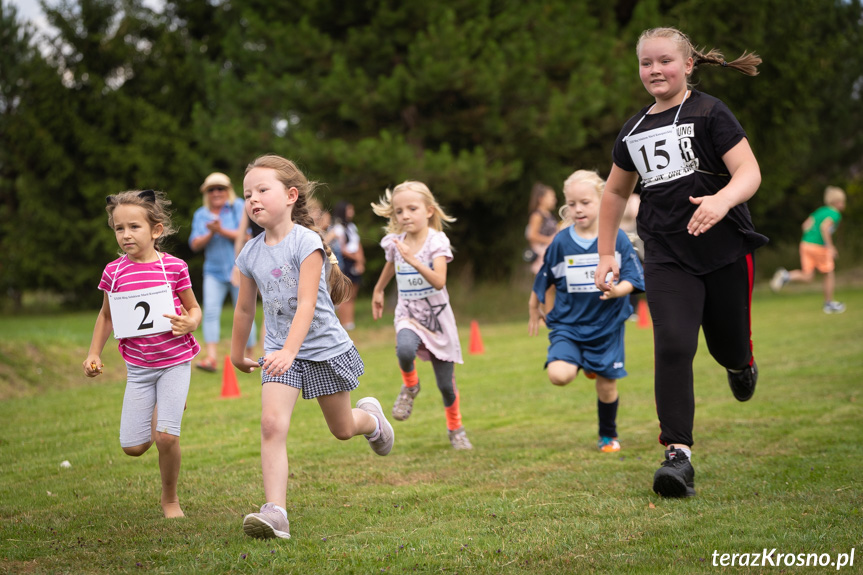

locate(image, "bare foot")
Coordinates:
161 499 185 518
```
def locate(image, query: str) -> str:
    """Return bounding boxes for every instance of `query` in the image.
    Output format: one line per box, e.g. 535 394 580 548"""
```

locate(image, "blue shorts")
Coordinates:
546 327 627 380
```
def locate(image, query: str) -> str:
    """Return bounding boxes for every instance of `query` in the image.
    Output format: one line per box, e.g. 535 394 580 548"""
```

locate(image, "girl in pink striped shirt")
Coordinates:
83 189 202 518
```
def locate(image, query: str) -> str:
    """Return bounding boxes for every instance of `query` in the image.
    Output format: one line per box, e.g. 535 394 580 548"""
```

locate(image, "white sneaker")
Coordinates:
357 397 394 455
243 503 291 539
823 301 846 314
770 268 789 292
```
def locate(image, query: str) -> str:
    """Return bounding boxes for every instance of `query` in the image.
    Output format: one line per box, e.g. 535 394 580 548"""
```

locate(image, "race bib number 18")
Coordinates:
565 252 621 293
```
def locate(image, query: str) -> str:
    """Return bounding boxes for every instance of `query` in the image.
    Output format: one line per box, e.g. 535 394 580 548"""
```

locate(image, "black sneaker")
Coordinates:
652 448 696 498
727 360 758 402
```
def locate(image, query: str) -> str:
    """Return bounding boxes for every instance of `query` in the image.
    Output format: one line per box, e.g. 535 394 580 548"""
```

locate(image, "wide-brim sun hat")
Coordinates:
200 172 233 193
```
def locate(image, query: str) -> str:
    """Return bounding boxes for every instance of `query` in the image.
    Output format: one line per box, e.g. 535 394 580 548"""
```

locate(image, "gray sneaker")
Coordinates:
243 503 291 539
357 397 394 456
448 426 473 450
392 382 421 421
823 301 846 314
770 268 789 292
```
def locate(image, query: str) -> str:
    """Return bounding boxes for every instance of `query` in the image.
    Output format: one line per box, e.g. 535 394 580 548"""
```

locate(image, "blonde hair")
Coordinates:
637 27 762 84
244 154 352 304
559 170 606 226
201 177 238 211
106 189 176 251
371 181 456 235
824 185 846 207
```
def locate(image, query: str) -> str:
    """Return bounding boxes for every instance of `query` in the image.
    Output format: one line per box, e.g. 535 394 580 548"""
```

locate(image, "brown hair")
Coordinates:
244 155 352 304
528 182 555 214
637 27 762 81
105 189 176 252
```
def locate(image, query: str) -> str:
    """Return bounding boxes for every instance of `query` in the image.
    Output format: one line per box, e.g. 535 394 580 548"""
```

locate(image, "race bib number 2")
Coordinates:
108 284 175 339
564 252 621 293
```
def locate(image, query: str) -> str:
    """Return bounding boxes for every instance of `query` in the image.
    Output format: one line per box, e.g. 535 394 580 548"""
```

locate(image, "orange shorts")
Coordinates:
799 242 834 274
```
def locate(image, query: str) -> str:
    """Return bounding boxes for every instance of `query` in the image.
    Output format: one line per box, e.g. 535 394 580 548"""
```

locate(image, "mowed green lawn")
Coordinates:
0 285 860 574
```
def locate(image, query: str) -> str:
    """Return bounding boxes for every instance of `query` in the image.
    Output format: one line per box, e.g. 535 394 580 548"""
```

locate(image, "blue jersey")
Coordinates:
533 227 644 341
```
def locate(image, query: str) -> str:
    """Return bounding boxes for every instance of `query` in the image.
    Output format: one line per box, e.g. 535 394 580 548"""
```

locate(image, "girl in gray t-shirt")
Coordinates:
231 154 394 541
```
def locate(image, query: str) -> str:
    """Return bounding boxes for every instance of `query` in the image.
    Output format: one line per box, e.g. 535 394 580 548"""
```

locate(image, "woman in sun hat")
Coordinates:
189 172 256 371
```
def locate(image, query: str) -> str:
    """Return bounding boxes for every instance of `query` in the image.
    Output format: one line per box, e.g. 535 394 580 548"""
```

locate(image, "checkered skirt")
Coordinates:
258 346 364 399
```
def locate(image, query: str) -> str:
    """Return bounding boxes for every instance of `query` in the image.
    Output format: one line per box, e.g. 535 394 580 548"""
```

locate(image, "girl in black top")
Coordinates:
595 27 767 498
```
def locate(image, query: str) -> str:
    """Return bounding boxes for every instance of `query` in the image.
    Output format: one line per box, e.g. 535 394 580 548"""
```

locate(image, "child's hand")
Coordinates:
261 349 295 377
231 355 258 373
83 356 103 377
394 240 419 267
599 283 623 300
372 290 385 320
164 306 195 336
687 194 731 236
528 306 546 336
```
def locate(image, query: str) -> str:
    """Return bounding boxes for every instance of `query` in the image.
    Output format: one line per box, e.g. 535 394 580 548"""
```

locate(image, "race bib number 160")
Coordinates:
396 262 439 300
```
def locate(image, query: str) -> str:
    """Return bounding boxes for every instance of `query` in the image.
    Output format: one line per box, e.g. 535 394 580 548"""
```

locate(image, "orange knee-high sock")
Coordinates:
444 391 462 431
400 368 419 388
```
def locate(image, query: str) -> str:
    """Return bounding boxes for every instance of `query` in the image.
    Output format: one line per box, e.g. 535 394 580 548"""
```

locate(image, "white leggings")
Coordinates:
120 361 191 448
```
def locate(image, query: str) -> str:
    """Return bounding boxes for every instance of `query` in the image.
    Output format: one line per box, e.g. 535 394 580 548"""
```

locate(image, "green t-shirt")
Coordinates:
801 206 841 246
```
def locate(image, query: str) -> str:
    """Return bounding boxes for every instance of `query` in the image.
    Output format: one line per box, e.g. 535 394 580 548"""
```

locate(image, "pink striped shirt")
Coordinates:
99 253 200 368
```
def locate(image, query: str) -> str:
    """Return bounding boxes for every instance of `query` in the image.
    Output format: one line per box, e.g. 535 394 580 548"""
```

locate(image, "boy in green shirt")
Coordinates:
771 186 847 313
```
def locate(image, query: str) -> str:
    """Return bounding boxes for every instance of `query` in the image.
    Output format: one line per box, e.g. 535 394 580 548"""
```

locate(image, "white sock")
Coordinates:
678 447 692 459
273 504 288 520
728 368 743 373
365 415 381 440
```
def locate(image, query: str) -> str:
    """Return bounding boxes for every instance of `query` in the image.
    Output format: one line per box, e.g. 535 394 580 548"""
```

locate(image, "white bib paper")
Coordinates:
108 283 176 339
624 122 697 187
396 261 438 300
564 252 621 293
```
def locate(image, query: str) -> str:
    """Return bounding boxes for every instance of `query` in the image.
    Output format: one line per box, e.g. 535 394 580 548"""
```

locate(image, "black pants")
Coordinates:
645 254 755 447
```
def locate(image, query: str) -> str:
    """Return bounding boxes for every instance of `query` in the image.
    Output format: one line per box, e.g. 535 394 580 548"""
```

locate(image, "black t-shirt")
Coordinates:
612 90 767 274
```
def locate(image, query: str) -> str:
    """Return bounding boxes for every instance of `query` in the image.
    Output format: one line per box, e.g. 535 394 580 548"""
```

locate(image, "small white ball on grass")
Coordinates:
60 460 72 468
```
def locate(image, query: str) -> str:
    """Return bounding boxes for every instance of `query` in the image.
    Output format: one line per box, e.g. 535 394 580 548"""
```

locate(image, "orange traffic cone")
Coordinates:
469 320 485 355
221 356 241 398
637 299 651 329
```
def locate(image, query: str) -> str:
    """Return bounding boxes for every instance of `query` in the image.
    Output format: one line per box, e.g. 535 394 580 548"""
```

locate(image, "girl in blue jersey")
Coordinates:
595 27 766 498
529 170 644 453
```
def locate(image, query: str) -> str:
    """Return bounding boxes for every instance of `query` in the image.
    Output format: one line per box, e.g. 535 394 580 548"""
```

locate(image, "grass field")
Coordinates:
1 282 861 574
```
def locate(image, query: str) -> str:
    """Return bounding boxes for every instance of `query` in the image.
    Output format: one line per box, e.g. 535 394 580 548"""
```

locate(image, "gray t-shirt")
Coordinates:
236 224 353 360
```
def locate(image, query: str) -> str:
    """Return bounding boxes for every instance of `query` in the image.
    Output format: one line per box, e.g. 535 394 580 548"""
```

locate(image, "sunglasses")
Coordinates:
207 186 228 193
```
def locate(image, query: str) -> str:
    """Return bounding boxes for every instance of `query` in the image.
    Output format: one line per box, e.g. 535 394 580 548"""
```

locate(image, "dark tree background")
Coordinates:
2 0 862 308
